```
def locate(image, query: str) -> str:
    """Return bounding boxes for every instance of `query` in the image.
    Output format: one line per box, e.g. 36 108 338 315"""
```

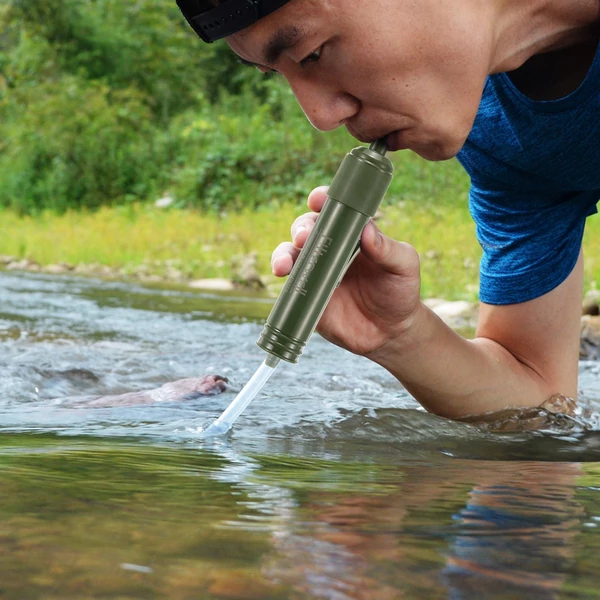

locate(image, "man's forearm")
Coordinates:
367 303 577 419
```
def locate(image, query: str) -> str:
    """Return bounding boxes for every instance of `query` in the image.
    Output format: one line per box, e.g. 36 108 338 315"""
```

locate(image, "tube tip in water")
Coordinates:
201 420 232 437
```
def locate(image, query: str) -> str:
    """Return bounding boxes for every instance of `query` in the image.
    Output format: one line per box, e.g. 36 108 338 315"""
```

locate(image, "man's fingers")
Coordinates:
272 187 329 278
307 186 329 212
291 212 318 247
271 242 301 277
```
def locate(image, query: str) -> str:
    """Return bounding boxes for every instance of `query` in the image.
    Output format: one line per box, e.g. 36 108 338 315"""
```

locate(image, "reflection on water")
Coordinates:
2 271 600 598
1 436 599 599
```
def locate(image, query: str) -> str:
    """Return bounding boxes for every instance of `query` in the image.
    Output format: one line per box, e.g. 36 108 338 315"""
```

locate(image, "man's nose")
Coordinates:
290 79 359 132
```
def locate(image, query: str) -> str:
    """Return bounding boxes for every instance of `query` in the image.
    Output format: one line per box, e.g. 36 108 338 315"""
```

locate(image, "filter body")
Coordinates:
257 144 394 363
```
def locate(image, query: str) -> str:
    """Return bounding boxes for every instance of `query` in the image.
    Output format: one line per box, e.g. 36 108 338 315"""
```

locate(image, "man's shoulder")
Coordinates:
458 61 600 192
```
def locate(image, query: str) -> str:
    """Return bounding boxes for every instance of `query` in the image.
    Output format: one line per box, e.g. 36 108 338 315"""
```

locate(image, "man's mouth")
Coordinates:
346 126 409 152
345 124 386 144
382 130 410 152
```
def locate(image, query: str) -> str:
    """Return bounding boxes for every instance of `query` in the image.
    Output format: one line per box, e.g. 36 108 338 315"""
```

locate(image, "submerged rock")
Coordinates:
424 298 478 329
62 375 229 408
189 278 236 291
6 258 40 271
231 252 265 290
43 262 74 274
582 290 600 315
580 315 600 360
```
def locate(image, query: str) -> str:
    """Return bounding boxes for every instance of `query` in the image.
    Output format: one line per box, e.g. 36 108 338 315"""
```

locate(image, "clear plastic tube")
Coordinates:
202 357 280 436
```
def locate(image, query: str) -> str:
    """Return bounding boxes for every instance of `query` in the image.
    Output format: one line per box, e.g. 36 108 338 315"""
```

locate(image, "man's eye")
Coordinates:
300 47 322 66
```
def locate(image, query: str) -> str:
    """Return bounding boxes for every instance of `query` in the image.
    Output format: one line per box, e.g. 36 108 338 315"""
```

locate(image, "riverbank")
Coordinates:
0 201 484 300
3 201 600 330
0 254 481 335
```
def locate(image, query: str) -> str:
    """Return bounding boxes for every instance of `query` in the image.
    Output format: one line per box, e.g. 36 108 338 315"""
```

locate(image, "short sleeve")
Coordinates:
469 185 599 305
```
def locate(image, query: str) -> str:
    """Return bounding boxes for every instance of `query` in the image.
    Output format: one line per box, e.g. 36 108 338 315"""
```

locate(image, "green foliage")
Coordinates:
168 79 355 211
0 0 310 213
3 0 210 117
0 0 470 216
0 76 162 212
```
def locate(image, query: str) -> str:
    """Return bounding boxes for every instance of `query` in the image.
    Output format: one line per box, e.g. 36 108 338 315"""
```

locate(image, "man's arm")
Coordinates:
368 251 583 418
274 188 584 419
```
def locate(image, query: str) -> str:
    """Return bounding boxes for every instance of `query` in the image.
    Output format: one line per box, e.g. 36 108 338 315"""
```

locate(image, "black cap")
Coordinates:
177 0 291 43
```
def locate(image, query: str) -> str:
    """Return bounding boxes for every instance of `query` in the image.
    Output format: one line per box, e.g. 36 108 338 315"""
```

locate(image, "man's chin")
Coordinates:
412 144 461 162
407 135 467 162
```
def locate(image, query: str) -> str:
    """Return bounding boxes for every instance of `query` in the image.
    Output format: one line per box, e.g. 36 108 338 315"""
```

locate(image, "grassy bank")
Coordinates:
3 155 600 301
2 197 599 302
0 198 481 299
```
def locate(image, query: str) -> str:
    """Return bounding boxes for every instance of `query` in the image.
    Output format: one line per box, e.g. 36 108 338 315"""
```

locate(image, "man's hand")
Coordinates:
271 186 422 356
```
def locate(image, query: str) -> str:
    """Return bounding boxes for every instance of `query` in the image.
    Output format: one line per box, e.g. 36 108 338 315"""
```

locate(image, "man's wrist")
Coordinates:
365 301 434 369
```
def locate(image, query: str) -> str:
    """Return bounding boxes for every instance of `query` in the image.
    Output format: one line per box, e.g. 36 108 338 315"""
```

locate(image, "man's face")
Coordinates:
227 0 490 160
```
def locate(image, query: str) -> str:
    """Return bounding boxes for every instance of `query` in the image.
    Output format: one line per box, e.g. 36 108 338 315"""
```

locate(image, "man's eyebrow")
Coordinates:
237 25 306 69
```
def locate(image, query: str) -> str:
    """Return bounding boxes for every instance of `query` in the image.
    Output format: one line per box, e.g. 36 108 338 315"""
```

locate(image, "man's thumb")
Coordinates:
360 220 419 275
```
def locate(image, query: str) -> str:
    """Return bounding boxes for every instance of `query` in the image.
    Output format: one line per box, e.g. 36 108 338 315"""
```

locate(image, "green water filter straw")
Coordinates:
202 139 394 436
257 139 394 364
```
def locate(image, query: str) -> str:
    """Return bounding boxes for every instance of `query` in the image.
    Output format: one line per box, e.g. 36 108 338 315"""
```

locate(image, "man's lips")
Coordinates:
383 130 410 152
345 126 410 152
345 124 388 144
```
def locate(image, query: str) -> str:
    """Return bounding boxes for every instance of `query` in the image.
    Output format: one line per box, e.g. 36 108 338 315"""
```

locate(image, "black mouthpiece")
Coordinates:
369 139 388 156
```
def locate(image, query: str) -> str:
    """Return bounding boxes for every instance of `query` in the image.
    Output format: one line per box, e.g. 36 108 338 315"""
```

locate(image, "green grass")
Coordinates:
0 198 479 299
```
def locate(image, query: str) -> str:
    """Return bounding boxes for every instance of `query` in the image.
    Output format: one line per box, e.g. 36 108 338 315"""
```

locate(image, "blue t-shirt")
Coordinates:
456 44 600 305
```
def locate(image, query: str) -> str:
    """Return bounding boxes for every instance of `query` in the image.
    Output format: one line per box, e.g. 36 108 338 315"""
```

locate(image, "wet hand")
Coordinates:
271 186 423 357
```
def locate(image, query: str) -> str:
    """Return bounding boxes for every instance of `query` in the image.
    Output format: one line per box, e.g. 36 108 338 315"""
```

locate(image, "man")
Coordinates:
177 0 600 418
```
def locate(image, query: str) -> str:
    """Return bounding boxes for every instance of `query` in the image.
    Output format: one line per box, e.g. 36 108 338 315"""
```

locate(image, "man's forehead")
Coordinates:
228 0 330 64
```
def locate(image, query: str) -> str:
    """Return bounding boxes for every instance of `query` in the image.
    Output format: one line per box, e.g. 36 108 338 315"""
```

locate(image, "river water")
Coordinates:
2 271 600 599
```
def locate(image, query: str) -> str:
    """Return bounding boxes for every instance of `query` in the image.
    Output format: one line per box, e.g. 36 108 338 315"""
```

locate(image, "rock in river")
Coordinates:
62 375 229 408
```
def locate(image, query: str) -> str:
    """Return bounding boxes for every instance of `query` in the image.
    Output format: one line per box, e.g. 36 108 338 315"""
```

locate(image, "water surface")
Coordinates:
2 271 600 599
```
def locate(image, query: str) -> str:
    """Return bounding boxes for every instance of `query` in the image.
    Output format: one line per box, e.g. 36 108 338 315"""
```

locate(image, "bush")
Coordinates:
0 0 470 216
168 79 356 212
0 75 166 213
